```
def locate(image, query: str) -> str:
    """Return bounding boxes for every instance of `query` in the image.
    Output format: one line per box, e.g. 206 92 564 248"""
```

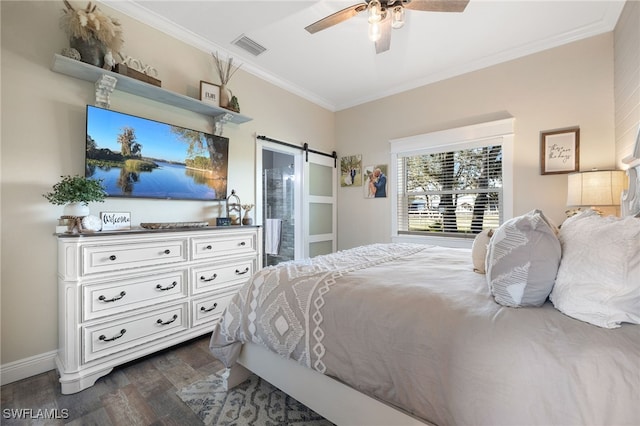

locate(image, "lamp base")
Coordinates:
565 206 620 218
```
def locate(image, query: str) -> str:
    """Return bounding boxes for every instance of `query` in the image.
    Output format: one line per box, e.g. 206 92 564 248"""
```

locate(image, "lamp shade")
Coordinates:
567 170 627 206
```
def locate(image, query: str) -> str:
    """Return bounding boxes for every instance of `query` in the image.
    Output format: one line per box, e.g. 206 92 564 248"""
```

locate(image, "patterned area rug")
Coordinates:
177 371 334 425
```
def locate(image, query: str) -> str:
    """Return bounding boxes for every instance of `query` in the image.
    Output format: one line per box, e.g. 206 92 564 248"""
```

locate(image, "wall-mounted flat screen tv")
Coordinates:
85 105 228 201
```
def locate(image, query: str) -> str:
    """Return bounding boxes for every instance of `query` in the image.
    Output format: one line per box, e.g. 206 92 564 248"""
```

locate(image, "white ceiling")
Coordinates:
103 0 625 111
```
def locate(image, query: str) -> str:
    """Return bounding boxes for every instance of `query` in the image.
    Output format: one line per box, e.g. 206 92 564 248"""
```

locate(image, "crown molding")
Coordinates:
335 1 625 110
100 0 337 111
102 1 624 112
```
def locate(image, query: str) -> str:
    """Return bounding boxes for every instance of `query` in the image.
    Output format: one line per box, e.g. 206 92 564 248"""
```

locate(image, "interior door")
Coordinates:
303 152 337 258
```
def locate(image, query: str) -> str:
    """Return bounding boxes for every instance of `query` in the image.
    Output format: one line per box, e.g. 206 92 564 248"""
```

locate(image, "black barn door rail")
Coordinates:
257 135 337 167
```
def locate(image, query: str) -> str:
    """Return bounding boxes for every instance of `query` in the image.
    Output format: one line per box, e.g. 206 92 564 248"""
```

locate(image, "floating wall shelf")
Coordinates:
51 54 252 124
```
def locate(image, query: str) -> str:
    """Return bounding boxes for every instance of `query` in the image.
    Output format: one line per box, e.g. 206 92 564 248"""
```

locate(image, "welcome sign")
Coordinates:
101 212 131 231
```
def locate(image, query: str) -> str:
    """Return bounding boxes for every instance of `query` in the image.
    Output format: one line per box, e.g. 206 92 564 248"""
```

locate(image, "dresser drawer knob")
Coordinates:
235 267 250 275
156 281 178 291
205 245 213 250
157 314 178 325
200 274 218 282
98 291 126 303
109 255 117 261
200 302 218 313
99 329 126 342
239 241 246 246
163 249 171 255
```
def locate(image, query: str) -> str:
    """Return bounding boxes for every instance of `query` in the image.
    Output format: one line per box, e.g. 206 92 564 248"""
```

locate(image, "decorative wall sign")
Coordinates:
340 154 362 187
119 54 159 77
540 127 580 175
101 212 131 231
200 81 221 107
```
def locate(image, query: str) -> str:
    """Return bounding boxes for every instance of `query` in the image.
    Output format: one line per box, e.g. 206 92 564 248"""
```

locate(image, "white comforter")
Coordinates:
210 243 640 425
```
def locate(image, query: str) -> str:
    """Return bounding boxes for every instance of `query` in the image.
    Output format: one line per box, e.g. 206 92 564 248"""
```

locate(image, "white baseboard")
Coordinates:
1 350 58 386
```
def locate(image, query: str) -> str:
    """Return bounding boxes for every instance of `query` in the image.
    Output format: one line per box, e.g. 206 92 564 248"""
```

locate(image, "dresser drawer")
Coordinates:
192 291 237 327
192 232 257 260
83 304 187 363
82 239 187 275
82 270 188 321
191 258 255 295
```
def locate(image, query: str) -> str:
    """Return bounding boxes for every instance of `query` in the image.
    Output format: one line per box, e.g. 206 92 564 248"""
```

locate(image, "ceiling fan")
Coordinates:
305 0 469 54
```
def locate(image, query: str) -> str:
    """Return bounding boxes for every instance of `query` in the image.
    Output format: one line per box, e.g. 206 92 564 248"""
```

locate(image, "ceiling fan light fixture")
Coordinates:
368 20 382 41
368 0 382 23
391 6 405 29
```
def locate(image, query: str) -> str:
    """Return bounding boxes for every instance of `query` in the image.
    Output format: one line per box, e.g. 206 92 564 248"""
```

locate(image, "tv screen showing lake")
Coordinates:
85 105 229 201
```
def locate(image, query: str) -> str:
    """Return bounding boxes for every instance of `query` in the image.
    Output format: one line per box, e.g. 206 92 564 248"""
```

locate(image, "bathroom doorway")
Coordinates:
256 136 337 267
261 149 298 266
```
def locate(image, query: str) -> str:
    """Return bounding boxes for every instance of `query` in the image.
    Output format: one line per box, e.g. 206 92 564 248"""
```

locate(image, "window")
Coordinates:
398 145 502 235
390 119 514 247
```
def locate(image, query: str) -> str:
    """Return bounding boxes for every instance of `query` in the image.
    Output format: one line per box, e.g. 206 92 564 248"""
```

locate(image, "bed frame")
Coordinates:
224 343 430 425
222 129 640 426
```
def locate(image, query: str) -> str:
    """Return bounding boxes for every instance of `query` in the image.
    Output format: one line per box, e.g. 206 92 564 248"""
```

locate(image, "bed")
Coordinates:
209 140 640 425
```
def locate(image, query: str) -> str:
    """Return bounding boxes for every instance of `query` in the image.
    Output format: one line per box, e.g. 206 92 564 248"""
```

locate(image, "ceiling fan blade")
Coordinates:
305 3 368 34
375 13 392 54
404 0 470 13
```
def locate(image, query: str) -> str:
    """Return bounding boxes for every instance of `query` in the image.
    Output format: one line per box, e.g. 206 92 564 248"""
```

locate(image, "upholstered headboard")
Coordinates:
621 126 640 218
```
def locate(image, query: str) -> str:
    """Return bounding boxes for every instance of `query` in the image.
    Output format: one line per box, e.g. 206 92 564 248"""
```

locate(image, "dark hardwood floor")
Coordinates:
1 334 222 425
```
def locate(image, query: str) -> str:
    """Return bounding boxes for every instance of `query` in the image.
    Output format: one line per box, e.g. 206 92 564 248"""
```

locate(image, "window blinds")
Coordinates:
396 145 503 237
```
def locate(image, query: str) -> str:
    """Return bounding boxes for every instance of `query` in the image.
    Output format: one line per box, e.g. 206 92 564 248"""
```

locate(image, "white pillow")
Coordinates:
550 210 640 328
471 229 493 274
486 210 561 307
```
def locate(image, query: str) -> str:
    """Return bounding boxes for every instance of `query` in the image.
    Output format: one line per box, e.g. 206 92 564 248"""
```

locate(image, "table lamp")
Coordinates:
566 170 627 216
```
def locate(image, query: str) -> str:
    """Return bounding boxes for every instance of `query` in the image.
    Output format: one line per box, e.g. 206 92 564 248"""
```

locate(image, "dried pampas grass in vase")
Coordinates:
211 51 242 109
60 1 124 68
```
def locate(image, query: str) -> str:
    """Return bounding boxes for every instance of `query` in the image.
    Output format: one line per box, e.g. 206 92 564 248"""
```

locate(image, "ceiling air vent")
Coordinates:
232 35 267 57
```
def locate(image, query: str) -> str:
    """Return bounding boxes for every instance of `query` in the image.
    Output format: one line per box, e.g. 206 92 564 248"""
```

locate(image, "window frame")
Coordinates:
390 118 514 248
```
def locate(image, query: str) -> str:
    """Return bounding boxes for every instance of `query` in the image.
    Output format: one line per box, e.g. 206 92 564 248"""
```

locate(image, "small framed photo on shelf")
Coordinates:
540 127 580 175
200 81 221 107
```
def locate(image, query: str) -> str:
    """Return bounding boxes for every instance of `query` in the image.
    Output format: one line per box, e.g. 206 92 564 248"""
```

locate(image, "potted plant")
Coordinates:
43 175 107 217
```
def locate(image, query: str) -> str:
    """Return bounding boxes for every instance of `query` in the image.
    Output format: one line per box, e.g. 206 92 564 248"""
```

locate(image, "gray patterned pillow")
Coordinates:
486 210 561 307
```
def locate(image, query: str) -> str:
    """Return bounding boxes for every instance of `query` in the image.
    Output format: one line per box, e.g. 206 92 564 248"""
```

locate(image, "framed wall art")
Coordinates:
340 154 362 187
540 127 580 175
200 81 221 107
363 164 388 198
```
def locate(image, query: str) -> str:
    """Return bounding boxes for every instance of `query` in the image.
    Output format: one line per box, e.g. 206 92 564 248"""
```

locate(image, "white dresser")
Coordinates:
56 226 261 394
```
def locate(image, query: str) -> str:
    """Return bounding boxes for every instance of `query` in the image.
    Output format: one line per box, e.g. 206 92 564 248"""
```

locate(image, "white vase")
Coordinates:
220 84 231 108
63 202 90 217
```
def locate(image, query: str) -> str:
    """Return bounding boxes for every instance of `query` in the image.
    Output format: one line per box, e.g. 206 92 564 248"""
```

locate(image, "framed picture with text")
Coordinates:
540 127 579 175
200 81 221 107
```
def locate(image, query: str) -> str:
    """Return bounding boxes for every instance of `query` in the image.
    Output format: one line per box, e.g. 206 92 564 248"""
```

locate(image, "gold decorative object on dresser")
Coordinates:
55 226 261 394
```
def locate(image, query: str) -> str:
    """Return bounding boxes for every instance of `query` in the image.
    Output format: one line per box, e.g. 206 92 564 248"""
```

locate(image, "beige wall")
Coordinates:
0 1 334 366
335 33 616 249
